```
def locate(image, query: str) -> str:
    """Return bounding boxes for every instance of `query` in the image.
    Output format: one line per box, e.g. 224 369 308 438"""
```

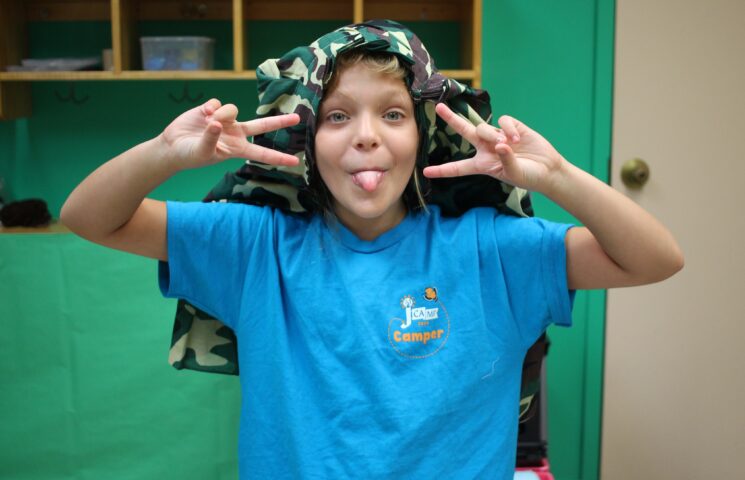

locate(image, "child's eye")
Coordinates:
384 111 404 121
327 112 349 123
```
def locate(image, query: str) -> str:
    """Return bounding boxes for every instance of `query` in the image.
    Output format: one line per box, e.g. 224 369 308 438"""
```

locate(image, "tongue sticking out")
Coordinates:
352 171 384 192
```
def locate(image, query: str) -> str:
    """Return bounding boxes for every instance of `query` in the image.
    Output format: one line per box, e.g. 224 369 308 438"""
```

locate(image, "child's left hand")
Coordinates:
422 103 565 194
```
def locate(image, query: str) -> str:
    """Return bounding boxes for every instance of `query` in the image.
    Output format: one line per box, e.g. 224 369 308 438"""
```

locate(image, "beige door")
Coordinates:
602 0 745 478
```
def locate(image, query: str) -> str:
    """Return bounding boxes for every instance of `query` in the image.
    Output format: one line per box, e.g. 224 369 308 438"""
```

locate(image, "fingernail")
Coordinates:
512 135 520 142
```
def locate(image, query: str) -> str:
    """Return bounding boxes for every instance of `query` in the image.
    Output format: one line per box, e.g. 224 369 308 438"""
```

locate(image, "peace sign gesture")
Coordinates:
422 103 566 194
160 98 300 172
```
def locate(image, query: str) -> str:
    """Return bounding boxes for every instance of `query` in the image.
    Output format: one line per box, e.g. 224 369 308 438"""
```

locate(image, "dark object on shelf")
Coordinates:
0 199 52 227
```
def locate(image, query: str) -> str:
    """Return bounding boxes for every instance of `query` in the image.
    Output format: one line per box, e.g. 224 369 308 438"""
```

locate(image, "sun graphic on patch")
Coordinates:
400 295 415 309
388 287 450 359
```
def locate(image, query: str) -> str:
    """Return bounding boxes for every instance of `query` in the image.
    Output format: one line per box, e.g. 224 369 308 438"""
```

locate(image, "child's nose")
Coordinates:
354 114 380 150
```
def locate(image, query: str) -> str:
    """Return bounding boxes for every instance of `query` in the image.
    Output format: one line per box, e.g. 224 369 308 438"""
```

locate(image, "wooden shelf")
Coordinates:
0 70 257 81
0 0 482 119
0 222 69 234
0 69 475 82
23 0 469 22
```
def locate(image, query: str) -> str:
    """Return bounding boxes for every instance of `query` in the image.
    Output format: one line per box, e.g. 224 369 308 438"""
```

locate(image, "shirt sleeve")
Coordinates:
158 201 268 330
493 214 575 350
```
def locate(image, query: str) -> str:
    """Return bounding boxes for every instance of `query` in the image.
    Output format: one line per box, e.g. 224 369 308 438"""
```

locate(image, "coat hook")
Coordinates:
168 82 204 104
54 83 89 105
180 2 208 19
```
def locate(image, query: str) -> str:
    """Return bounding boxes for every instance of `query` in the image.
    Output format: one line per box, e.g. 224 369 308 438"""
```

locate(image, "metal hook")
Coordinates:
54 83 89 105
180 2 208 19
168 82 204 104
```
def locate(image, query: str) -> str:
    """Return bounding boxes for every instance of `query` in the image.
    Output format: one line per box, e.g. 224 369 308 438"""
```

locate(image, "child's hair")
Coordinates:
307 49 429 217
325 50 407 91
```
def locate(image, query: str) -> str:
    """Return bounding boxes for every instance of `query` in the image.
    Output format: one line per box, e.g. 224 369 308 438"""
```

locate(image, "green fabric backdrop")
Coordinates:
0 234 240 479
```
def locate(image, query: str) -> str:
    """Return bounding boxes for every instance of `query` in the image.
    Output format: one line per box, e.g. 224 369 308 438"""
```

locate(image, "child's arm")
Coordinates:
61 98 299 261
423 103 684 290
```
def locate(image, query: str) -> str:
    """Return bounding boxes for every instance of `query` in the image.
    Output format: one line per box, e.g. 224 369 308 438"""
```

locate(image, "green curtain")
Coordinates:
0 234 241 479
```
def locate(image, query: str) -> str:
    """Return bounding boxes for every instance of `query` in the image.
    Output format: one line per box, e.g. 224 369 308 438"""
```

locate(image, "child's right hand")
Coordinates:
159 98 301 171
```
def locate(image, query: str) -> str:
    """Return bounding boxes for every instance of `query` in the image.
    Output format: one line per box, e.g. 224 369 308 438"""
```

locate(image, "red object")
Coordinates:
515 458 554 480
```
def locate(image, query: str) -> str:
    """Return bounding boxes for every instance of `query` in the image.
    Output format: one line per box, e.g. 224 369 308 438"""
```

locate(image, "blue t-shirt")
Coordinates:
159 201 574 480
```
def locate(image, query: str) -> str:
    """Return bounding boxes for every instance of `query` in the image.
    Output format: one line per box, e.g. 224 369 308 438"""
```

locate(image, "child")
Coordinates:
61 20 682 480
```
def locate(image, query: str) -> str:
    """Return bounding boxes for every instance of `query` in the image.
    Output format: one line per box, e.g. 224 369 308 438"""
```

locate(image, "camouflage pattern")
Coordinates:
170 302 238 374
169 19 539 419
519 334 549 423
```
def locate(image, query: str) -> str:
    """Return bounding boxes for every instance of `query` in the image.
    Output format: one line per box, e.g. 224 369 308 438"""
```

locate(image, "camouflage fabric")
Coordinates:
169 20 538 417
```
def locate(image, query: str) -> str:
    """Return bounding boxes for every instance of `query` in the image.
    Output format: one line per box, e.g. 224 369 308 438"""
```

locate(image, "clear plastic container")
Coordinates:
140 36 215 71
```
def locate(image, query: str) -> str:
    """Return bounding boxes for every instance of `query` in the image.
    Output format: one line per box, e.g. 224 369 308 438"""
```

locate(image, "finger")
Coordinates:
434 103 480 146
238 143 300 167
212 103 239 124
196 121 223 158
494 143 518 173
240 114 301 137
422 159 481 179
497 115 522 143
200 98 222 116
476 122 506 147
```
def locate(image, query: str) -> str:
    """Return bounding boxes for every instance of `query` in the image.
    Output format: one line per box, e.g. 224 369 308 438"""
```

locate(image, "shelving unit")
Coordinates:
0 0 481 119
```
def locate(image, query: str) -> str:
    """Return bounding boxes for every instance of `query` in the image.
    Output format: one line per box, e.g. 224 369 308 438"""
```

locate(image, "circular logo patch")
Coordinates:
388 288 450 359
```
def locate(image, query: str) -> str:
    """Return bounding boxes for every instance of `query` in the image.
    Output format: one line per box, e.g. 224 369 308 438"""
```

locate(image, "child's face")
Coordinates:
315 62 418 238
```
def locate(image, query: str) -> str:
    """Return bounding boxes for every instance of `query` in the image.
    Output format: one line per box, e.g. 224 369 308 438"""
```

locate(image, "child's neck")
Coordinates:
333 203 408 241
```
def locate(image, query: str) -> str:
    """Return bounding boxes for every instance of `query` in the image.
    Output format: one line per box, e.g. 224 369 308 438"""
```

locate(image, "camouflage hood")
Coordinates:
203 19 532 217
170 20 535 378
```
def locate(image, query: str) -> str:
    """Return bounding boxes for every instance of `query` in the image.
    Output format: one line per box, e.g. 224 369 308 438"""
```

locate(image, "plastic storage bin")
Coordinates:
140 36 215 70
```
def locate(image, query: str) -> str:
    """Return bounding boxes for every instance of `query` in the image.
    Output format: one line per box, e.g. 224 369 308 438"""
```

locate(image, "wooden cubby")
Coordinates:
0 0 482 119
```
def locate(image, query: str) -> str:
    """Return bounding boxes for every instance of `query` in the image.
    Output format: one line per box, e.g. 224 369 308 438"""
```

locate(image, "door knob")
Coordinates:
621 158 650 189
